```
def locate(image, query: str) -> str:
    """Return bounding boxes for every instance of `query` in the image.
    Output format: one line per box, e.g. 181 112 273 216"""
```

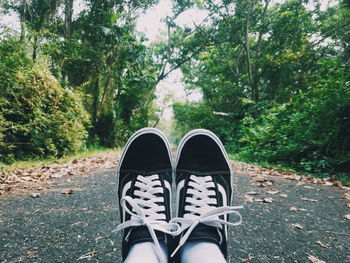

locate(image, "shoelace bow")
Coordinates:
112 174 180 263
170 175 243 257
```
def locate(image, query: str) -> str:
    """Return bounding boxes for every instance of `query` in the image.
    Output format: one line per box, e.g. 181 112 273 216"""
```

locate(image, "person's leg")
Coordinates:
112 128 179 263
180 241 226 263
171 129 243 262
124 241 168 263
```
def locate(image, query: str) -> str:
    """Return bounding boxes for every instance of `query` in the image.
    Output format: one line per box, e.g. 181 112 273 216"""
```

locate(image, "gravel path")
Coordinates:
1 168 349 262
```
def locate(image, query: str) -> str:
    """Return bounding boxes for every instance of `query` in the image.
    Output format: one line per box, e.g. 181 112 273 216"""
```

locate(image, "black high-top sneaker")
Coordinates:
112 128 179 263
170 129 242 260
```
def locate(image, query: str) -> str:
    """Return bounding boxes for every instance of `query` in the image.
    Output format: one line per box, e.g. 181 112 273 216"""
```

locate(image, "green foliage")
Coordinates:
172 0 350 180
2 0 163 151
0 38 90 163
239 58 350 177
172 102 237 144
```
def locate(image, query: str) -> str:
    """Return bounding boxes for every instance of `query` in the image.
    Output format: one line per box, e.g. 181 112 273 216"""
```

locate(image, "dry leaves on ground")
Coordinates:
343 192 350 200
292 223 304 229
30 193 40 198
263 197 274 203
246 191 259 195
244 195 254 203
232 160 349 191
316 241 330 248
77 250 97 261
307 255 326 263
71 221 88 227
243 195 274 203
301 197 318 202
345 214 350 220
0 152 119 195
290 206 306 212
254 177 275 187
61 189 74 195
265 189 280 195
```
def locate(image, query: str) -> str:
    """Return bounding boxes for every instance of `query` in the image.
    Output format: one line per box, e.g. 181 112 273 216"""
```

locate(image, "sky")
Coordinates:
136 0 207 120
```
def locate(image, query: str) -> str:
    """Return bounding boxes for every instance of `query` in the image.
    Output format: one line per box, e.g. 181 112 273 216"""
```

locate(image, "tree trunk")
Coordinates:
20 0 28 41
32 35 38 61
91 76 100 127
244 0 259 102
64 0 74 40
63 0 74 84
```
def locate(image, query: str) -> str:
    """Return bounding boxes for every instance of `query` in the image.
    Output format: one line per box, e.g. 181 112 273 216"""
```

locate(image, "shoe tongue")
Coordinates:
127 226 166 246
186 223 221 245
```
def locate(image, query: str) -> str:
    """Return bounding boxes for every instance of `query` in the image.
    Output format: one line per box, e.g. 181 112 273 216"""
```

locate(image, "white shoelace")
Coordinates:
112 174 180 263
170 175 243 257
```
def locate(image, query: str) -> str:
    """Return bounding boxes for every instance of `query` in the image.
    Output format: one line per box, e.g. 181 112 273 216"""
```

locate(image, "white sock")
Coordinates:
180 241 227 263
124 241 168 263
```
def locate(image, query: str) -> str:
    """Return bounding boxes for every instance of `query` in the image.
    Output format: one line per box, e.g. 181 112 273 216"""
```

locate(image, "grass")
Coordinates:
0 146 119 173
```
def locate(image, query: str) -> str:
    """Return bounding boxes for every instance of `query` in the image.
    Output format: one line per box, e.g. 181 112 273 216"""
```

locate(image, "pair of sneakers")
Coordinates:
113 128 242 262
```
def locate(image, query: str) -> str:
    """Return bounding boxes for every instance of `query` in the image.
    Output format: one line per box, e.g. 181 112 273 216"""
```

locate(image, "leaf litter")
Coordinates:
0 152 119 196
292 223 304 229
307 254 326 263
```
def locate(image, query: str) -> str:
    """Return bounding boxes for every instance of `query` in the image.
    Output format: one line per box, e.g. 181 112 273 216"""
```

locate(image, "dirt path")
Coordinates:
1 166 349 262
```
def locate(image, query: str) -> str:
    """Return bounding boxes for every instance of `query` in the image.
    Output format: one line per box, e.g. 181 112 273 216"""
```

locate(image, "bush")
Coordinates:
238 58 350 177
0 60 90 164
172 102 237 144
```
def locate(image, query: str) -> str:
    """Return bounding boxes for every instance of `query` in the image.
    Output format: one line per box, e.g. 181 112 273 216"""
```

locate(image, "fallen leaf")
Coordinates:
345 214 350 220
71 221 82 227
263 197 273 203
279 193 288 198
347 203 350 208
77 250 97 261
303 186 315 189
246 191 259 195
244 195 254 203
340 186 350 191
342 192 350 200
255 176 266 182
21 177 32 182
30 193 40 198
307 254 326 263
61 189 74 195
241 255 254 262
301 197 318 202
316 241 330 248
284 174 302 181
292 223 304 229
266 189 279 195
290 206 300 211
95 236 103 242
255 177 275 187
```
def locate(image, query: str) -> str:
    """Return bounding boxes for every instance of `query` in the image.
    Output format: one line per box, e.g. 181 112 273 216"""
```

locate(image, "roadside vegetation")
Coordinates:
172 0 349 183
0 0 349 184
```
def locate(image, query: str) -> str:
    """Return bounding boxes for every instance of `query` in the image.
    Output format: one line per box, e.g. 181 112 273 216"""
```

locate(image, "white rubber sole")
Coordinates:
175 129 234 204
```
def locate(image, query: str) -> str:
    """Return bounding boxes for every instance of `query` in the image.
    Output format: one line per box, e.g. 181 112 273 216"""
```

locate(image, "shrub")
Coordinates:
172 102 236 144
239 58 350 177
0 62 90 164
